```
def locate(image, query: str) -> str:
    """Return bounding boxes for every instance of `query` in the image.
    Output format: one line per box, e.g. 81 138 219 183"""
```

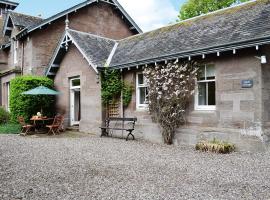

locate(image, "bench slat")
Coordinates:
100 127 134 131
107 117 137 122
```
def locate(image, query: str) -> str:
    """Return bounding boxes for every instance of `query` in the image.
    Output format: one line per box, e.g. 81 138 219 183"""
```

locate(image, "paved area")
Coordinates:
0 133 270 200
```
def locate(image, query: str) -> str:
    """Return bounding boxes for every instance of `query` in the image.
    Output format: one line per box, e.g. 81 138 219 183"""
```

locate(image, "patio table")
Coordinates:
30 117 54 133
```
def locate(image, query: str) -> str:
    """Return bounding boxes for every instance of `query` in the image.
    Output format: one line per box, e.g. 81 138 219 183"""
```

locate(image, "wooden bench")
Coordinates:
100 117 137 141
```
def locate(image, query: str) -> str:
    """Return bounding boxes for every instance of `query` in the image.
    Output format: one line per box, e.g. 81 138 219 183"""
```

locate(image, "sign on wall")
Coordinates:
241 80 253 88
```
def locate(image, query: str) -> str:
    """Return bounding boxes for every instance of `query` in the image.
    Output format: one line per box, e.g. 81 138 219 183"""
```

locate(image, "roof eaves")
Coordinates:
16 0 142 39
0 42 11 50
2 12 11 35
110 35 270 69
110 0 142 33
0 67 21 77
16 0 97 39
0 0 19 7
45 31 67 76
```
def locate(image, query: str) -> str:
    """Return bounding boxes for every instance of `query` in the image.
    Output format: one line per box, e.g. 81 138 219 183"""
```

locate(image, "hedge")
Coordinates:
10 76 56 122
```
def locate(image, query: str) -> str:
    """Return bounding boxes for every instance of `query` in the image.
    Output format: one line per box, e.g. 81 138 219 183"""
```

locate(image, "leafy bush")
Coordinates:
10 76 56 123
0 123 21 134
196 138 236 154
0 107 10 124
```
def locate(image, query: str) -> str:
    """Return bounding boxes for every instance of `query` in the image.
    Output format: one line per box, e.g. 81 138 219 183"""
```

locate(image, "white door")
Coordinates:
70 78 81 126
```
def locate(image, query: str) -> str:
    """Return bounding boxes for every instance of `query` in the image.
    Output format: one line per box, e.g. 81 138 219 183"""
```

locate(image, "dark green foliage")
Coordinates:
0 123 21 134
0 107 10 124
178 0 249 20
101 68 133 106
101 68 122 104
122 83 134 107
10 76 56 123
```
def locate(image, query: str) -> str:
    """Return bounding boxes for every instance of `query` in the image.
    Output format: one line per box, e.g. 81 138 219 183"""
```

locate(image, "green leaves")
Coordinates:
0 107 10 124
101 69 133 107
10 76 55 123
178 0 249 20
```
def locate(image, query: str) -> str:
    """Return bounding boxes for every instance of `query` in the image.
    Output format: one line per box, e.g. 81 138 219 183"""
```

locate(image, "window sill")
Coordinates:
136 105 149 112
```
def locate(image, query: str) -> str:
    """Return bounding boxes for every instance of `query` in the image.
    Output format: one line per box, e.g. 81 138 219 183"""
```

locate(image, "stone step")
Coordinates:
66 126 79 132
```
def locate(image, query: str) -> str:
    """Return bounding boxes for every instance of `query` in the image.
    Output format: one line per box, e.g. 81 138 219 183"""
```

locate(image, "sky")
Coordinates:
14 0 186 31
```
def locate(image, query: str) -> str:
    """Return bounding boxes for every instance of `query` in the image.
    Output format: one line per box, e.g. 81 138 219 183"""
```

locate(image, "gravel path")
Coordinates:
0 134 270 200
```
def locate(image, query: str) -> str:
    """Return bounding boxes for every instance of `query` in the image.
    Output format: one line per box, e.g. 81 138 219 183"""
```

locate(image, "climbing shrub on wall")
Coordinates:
101 68 133 107
144 60 199 145
10 76 56 122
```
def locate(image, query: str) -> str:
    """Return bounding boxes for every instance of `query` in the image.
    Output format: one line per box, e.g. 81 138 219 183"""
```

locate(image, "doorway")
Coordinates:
70 78 81 126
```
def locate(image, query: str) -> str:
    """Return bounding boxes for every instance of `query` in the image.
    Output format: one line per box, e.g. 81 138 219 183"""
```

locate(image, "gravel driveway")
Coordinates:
0 133 270 200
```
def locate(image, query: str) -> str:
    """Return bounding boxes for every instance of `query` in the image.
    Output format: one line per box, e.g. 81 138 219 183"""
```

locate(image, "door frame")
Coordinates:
70 77 81 126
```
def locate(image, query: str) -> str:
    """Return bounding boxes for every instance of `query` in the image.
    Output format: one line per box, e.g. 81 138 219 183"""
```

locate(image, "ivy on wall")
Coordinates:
101 68 133 107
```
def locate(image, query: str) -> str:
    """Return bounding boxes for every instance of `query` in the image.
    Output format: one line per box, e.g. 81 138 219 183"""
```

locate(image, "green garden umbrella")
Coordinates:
22 86 60 95
22 86 60 114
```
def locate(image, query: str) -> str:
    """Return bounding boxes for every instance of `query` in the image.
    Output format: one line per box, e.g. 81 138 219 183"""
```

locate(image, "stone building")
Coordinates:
0 0 141 110
1 0 270 151
46 0 270 151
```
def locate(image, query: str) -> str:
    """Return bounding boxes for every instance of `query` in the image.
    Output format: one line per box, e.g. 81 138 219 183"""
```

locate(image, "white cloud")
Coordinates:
117 0 178 32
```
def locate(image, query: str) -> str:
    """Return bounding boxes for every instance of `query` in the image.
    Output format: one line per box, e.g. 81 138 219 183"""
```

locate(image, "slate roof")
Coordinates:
109 0 270 69
46 29 117 76
67 29 116 69
9 12 43 28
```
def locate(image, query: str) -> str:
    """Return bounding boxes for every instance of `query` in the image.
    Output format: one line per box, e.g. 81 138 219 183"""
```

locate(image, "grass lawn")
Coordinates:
0 123 21 134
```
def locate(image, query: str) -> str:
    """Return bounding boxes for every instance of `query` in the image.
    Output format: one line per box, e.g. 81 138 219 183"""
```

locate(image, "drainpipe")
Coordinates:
21 40 24 75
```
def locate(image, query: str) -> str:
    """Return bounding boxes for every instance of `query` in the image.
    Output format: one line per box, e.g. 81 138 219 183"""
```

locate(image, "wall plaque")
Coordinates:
241 80 253 88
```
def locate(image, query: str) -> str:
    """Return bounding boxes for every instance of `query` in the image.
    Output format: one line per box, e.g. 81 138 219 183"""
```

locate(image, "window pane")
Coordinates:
206 65 215 80
72 79 80 87
198 66 206 81
139 87 147 104
138 74 144 85
208 82 216 105
198 82 207 105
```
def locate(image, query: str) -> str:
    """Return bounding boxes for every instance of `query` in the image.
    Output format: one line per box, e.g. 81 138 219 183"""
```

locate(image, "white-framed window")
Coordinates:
13 40 18 64
195 64 216 111
70 77 80 90
136 73 148 110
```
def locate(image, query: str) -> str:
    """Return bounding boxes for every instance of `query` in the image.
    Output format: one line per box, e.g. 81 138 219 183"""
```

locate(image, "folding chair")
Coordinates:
46 115 64 135
18 116 35 136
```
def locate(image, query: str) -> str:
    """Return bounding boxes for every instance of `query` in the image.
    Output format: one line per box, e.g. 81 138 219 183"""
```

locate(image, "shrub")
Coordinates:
10 76 56 123
144 60 199 144
0 123 21 134
0 107 10 124
196 138 236 154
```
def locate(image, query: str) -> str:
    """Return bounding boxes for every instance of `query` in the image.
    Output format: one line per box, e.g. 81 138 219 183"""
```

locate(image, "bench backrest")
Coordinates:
105 117 137 130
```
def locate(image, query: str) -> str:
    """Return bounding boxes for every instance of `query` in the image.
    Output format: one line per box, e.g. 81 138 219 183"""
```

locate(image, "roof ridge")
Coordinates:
67 29 117 42
118 0 260 42
16 0 142 39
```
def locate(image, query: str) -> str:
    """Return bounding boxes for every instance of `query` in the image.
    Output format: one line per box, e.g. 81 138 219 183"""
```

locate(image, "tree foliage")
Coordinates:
178 0 249 20
10 76 56 122
144 60 199 145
